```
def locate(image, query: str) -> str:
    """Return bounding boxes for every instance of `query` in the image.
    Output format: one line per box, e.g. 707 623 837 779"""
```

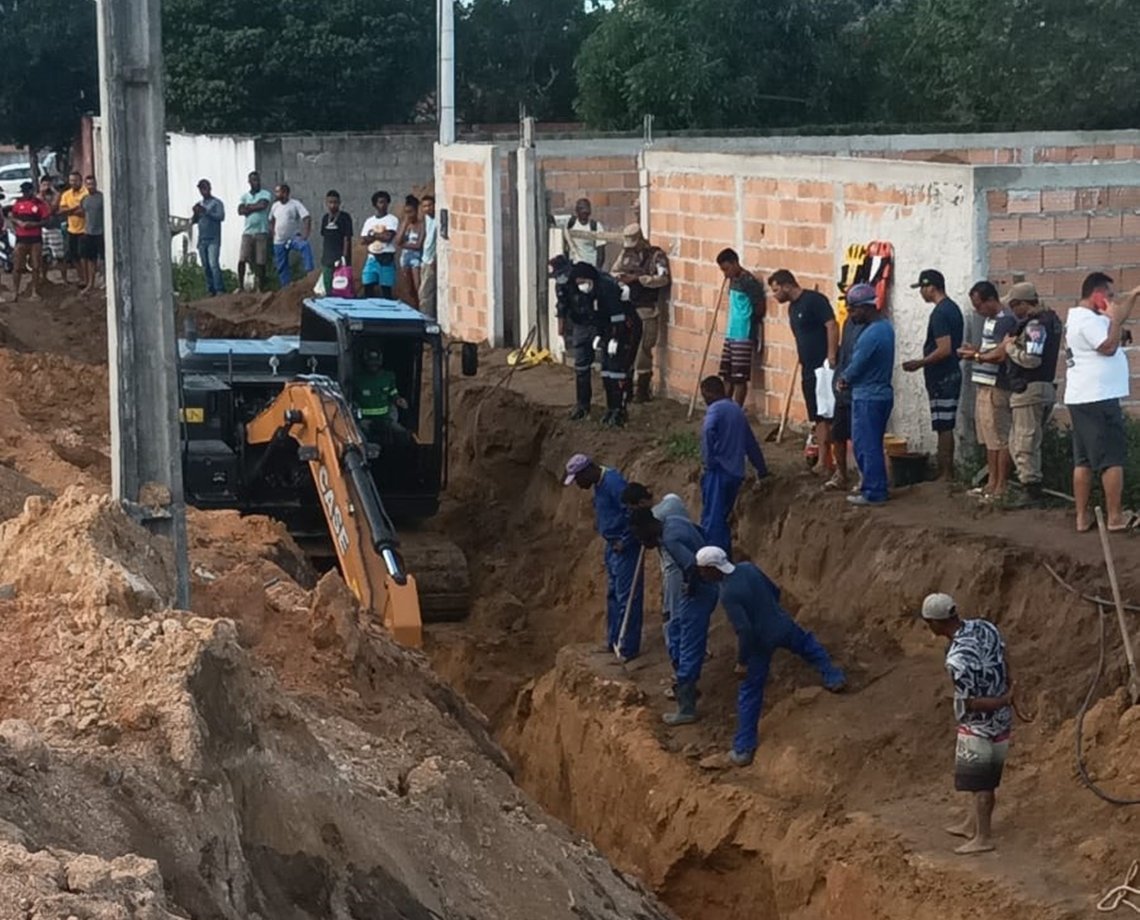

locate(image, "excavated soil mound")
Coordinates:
180 272 321 338
0 281 109 364
0 487 673 920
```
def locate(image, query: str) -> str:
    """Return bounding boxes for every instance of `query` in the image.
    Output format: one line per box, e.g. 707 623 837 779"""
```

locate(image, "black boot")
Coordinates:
662 682 699 726
569 405 589 421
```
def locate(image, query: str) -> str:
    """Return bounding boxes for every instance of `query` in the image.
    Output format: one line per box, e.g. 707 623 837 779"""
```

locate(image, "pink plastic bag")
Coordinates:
331 261 355 298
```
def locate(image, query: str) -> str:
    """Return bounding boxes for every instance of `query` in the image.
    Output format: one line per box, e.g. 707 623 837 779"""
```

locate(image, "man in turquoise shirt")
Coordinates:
716 248 767 406
238 171 273 292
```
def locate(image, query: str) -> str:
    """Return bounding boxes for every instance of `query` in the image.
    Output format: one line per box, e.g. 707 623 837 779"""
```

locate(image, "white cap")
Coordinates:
696 546 735 574
921 592 957 620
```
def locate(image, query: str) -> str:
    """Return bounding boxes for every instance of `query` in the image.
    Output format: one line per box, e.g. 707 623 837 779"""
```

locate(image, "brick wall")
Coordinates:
981 172 1140 409
643 152 977 452
436 145 502 345
540 154 640 235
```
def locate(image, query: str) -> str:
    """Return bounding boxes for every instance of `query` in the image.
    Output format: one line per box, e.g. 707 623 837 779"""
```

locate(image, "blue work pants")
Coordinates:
852 397 893 503
605 542 645 659
674 588 719 686
734 622 844 756
273 238 314 286
699 468 743 555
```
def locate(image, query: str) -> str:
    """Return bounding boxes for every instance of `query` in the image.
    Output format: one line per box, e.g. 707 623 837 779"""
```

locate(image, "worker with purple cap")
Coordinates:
696 546 845 767
564 453 644 659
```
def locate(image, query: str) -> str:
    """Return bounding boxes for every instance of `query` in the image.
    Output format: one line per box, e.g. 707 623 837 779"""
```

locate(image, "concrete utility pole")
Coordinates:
439 0 456 145
96 0 190 607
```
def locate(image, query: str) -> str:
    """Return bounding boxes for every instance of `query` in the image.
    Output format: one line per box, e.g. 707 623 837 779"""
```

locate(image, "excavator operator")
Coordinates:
354 349 408 441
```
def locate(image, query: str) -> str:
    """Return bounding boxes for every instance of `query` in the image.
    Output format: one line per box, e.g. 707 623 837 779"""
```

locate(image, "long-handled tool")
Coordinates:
1095 505 1140 705
687 277 728 421
767 360 800 443
613 546 646 662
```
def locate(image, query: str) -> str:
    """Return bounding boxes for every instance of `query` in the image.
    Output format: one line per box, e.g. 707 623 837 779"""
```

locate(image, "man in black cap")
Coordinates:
568 262 642 427
903 269 965 480
551 254 600 420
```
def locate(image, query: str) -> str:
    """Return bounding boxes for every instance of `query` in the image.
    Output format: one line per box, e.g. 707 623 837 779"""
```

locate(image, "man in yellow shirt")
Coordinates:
58 171 89 287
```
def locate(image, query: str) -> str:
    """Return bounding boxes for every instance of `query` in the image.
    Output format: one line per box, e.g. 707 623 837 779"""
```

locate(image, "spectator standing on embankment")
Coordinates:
79 175 104 295
268 184 313 286
960 281 1017 501
902 269 964 481
191 178 225 297
1001 282 1061 504
237 171 273 292
1063 272 1140 533
715 248 766 408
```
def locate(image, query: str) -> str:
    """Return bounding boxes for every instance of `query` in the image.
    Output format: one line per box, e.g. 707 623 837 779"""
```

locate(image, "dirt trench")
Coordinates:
430 379 1140 920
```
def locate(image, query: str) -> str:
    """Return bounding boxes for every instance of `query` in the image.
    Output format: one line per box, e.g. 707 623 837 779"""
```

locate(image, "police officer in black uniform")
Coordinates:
568 261 642 427
550 254 600 420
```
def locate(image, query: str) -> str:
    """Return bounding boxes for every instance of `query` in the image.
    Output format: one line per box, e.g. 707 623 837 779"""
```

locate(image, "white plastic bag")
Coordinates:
814 365 836 420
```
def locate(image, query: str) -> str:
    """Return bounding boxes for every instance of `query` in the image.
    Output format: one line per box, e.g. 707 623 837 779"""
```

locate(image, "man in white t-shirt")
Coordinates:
268 184 313 286
361 190 400 297
559 198 606 269
419 194 437 318
1064 271 1140 533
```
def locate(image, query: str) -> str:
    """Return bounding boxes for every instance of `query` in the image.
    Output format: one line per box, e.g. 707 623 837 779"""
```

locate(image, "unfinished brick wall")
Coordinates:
643 153 977 453
437 149 499 344
540 155 640 235
984 180 1140 409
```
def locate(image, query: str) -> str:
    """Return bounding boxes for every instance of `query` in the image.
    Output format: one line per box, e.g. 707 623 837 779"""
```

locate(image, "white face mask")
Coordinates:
555 274 570 285
577 282 594 295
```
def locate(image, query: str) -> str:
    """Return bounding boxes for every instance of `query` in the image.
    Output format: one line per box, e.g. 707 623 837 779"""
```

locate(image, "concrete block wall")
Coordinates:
255 133 437 223
642 151 977 453
977 164 1140 410
540 153 641 235
435 144 503 345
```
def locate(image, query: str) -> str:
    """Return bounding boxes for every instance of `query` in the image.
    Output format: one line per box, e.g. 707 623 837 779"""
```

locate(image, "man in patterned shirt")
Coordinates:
922 593 1014 855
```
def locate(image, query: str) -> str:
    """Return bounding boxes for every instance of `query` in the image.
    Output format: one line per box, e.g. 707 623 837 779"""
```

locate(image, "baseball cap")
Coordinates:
695 546 735 574
548 254 571 278
563 453 592 485
367 240 385 255
1004 281 1039 305
846 282 877 307
920 592 957 620
19 181 34 193
911 269 946 290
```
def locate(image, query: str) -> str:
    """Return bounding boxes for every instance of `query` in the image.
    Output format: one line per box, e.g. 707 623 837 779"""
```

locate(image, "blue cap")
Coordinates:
846 283 877 307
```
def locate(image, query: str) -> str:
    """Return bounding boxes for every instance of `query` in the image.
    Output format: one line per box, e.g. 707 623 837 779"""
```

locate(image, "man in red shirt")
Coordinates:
8 181 51 301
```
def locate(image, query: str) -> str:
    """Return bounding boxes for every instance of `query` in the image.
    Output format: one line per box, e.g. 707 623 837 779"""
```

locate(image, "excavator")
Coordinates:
176 298 477 648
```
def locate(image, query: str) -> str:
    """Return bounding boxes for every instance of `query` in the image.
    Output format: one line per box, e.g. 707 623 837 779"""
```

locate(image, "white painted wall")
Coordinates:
166 133 257 273
837 174 977 454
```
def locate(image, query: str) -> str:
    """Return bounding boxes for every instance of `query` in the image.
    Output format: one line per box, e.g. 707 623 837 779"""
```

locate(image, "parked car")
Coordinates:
0 162 35 203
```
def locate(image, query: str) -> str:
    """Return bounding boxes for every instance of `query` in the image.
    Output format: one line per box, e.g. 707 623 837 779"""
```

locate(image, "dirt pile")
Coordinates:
430 371 1140 920
179 272 321 338
0 282 108 364
0 487 673 919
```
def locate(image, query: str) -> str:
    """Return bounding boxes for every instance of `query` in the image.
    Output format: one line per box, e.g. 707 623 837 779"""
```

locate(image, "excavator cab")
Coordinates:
178 298 471 636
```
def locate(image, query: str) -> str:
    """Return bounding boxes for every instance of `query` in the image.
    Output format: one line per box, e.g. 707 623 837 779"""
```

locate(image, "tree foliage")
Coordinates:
163 0 433 134
0 0 98 154
455 0 598 124
574 0 876 131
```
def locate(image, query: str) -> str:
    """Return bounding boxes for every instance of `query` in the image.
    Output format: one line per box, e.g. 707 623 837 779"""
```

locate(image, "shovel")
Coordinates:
1095 506 1140 705
614 546 646 662
766 360 800 443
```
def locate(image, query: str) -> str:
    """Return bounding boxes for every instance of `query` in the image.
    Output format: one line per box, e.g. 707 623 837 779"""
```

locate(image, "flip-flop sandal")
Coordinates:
822 476 847 491
1077 522 1095 533
1108 511 1140 533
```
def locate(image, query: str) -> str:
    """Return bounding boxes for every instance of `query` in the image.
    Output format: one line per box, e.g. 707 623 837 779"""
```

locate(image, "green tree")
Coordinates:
455 0 600 124
163 0 433 134
0 0 98 160
573 0 875 131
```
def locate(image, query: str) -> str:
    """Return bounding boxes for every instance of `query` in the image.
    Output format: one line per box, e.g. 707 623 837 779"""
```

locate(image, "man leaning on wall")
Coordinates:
611 224 671 402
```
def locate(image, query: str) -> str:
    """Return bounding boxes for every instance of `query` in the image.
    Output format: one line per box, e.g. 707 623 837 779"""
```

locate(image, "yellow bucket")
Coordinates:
883 434 908 457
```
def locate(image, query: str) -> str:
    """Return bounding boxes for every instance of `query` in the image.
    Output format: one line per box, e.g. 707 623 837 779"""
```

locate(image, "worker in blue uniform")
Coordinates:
695 546 846 766
699 376 768 555
564 453 644 660
629 507 719 725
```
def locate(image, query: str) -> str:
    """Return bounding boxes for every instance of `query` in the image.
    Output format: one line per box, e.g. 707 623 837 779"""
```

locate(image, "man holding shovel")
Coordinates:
565 454 645 661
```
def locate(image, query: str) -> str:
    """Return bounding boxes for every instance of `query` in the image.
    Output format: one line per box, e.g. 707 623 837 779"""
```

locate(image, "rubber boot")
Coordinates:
662 682 699 726
633 374 651 404
574 371 592 419
728 748 755 767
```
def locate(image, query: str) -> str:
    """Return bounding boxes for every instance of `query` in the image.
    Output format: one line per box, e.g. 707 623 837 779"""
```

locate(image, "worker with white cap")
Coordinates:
695 547 845 767
920 592 1013 855
611 224 671 403
564 453 644 659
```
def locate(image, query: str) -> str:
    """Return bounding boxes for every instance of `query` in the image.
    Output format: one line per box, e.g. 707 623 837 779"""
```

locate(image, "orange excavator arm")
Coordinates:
245 377 423 648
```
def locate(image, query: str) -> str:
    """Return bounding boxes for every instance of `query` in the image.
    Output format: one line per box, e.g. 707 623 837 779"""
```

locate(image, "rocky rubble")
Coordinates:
0 489 674 920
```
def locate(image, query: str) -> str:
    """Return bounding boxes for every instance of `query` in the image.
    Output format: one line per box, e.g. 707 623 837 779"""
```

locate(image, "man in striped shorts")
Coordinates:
715 249 767 406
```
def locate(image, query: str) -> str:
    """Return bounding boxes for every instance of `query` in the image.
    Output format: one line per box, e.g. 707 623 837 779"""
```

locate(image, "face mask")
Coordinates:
577 282 594 295
555 274 569 285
